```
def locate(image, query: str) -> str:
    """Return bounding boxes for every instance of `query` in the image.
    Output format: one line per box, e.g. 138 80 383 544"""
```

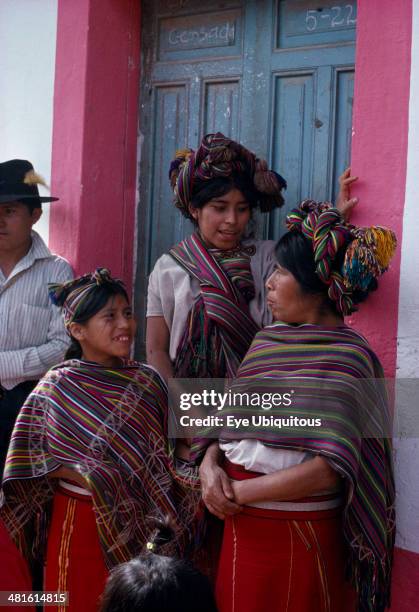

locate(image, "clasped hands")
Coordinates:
199 444 243 520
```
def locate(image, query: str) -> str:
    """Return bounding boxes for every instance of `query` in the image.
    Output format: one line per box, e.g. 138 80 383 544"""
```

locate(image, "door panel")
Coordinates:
202 79 241 138
332 68 354 201
277 0 357 48
157 8 244 61
272 72 315 205
149 84 189 267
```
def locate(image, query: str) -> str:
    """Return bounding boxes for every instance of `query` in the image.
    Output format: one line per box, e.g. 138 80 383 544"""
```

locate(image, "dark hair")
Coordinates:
190 173 258 213
274 231 377 315
100 518 217 612
65 284 129 360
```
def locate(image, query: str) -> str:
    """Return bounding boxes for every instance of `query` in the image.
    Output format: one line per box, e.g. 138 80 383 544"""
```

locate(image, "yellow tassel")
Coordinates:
174 149 192 161
23 169 49 189
367 227 397 269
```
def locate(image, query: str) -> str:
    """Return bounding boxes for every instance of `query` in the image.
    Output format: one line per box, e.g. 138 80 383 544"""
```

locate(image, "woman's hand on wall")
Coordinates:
336 167 358 221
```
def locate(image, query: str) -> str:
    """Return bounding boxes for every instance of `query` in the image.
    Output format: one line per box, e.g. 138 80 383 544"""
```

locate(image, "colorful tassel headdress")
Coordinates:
343 226 397 291
169 133 287 219
286 200 397 315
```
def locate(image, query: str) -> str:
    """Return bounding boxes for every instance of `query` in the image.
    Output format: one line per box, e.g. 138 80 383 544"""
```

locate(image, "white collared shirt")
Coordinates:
0 231 73 389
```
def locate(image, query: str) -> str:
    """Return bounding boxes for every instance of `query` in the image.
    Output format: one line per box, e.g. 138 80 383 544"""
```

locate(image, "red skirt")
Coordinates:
216 463 357 612
44 485 108 612
0 519 35 612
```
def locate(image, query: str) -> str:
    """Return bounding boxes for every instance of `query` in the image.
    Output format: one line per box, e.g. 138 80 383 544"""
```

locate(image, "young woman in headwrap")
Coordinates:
197 202 396 612
0 269 199 612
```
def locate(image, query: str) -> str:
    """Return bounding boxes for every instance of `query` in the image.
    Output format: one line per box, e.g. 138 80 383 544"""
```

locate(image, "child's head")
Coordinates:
100 555 217 612
49 268 135 365
100 519 217 612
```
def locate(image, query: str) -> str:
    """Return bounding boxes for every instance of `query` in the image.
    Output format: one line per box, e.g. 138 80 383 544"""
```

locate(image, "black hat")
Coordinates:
0 159 59 205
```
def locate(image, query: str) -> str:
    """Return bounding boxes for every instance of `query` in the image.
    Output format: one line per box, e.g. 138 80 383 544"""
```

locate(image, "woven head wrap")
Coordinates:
286 201 397 315
169 132 287 220
48 268 127 329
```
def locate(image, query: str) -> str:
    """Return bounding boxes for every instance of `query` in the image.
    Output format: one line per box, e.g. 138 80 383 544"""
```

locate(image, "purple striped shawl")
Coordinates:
169 232 259 378
193 323 395 612
0 360 200 569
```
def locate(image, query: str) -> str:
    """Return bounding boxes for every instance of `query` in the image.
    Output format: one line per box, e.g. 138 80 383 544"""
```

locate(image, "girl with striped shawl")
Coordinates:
1 270 199 612
197 201 396 612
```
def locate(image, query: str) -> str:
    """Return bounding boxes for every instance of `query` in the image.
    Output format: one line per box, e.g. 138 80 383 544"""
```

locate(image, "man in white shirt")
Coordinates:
0 159 73 476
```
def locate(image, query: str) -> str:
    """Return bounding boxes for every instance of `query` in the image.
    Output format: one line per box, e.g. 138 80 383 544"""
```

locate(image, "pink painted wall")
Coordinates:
348 0 412 377
49 0 141 293
350 1 419 608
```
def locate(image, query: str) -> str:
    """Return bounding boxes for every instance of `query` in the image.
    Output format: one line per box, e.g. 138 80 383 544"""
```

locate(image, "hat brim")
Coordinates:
0 194 59 204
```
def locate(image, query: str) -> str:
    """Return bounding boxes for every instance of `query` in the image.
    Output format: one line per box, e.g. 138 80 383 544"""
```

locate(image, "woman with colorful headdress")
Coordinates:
0 269 199 611
197 201 396 612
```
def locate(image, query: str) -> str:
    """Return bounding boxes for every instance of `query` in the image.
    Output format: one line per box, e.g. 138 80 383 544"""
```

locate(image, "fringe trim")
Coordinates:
345 506 396 611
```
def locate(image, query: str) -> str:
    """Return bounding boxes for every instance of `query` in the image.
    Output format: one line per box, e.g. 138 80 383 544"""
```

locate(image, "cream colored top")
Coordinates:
220 439 342 511
220 439 312 473
146 239 277 361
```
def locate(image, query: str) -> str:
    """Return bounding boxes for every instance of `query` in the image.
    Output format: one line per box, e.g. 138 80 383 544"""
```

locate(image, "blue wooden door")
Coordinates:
135 0 356 350
264 0 357 237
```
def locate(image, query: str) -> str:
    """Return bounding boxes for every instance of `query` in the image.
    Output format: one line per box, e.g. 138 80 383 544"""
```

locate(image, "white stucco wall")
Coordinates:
395 0 419 555
0 0 58 243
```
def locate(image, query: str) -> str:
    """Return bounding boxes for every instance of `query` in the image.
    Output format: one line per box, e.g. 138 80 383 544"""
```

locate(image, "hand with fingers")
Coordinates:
336 167 359 221
199 444 242 520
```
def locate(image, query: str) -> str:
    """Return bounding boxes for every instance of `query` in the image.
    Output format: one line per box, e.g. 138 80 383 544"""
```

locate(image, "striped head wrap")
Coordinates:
169 132 287 219
48 268 127 328
286 200 397 315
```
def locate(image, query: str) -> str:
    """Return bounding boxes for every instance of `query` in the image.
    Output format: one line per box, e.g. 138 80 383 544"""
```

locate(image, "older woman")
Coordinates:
198 201 396 612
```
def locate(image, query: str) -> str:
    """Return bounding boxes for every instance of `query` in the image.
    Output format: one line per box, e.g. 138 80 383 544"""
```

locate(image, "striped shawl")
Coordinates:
0 360 199 569
198 324 395 612
169 232 259 378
